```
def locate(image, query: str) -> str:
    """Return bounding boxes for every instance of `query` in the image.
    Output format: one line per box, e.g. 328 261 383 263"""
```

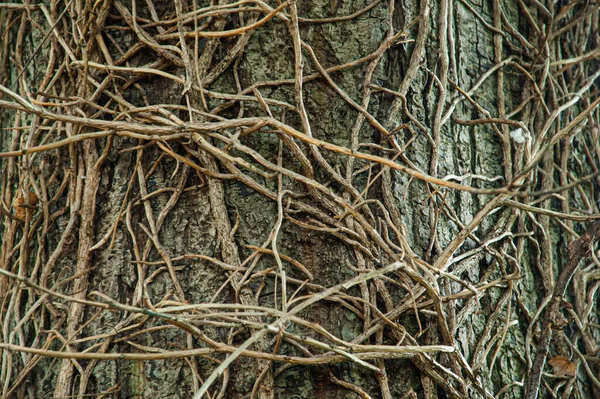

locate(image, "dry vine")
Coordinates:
0 0 599 398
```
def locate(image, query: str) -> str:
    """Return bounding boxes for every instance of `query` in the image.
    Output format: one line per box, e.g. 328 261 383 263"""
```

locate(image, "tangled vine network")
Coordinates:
0 0 599 398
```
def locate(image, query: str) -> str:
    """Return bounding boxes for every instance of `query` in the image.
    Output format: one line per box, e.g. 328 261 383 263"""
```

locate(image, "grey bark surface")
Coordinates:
1 0 599 398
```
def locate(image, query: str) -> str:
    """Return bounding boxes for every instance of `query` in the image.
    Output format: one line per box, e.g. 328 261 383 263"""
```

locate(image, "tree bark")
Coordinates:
1 0 599 398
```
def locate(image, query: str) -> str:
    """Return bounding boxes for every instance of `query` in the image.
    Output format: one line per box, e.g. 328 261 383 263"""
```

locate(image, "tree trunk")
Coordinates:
1 0 599 398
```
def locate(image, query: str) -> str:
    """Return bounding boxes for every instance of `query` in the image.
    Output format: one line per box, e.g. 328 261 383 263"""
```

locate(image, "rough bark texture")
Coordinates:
1 0 599 398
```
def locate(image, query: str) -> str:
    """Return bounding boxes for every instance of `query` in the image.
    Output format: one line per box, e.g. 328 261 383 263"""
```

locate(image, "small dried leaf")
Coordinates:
548 355 576 377
27 192 39 206
14 198 26 220
13 192 39 220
